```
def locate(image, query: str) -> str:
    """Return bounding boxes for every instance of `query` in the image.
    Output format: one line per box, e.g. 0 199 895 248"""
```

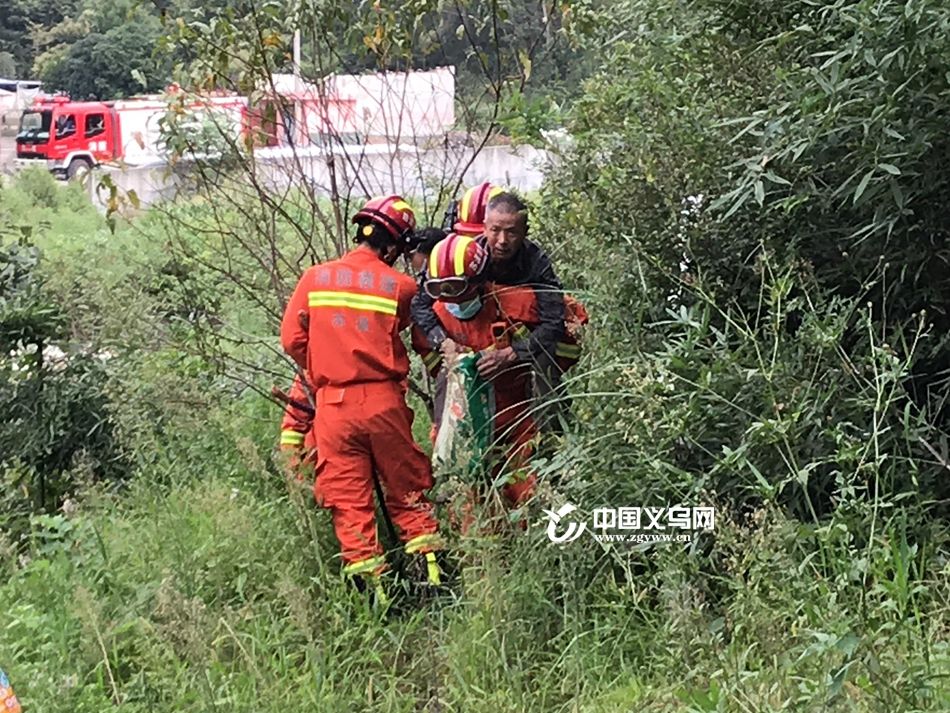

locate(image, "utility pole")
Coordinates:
293 29 301 77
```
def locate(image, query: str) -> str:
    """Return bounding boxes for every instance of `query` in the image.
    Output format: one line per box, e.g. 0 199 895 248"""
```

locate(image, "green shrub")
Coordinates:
539 0 950 524
0 238 127 536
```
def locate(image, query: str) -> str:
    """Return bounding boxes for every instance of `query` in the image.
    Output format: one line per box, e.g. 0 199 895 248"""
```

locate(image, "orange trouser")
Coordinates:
491 393 538 506
452 389 538 533
313 381 439 568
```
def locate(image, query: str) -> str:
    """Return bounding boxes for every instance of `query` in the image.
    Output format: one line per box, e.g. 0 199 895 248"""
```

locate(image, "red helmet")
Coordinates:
424 233 489 301
352 195 416 245
453 182 504 236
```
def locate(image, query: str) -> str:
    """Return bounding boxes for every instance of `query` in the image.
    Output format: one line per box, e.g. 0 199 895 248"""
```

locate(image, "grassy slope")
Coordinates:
0 171 947 712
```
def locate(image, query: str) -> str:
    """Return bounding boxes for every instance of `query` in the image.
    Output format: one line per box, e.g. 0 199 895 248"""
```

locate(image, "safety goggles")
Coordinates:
424 276 470 300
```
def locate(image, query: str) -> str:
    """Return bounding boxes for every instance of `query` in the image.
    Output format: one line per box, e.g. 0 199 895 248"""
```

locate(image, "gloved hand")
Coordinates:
277 445 316 483
277 445 304 479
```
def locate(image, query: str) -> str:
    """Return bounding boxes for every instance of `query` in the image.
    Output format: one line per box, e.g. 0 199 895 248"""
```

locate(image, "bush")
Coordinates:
39 21 170 100
538 0 950 523
0 238 127 537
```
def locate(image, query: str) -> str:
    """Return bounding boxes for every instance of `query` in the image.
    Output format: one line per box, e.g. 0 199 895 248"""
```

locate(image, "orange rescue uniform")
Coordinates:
414 283 543 508
281 247 440 575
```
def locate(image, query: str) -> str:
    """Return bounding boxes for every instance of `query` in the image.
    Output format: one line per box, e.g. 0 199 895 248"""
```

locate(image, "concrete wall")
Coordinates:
86 143 551 212
85 161 182 209
254 143 549 198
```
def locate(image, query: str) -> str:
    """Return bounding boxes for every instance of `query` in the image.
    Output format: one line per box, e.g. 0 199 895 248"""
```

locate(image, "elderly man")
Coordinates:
411 192 566 383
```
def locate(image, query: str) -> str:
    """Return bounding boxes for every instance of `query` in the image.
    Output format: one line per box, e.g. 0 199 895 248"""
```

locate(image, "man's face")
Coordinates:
484 208 526 263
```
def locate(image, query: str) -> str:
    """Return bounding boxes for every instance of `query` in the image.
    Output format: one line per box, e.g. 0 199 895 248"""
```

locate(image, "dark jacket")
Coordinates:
411 237 565 364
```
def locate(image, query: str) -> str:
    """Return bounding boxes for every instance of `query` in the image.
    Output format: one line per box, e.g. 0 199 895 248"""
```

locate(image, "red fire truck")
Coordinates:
15 94 247 178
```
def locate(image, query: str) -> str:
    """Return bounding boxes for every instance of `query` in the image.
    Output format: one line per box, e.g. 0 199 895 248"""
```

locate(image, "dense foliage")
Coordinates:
1 0 583 117
542 0 950 519
0 171 127 534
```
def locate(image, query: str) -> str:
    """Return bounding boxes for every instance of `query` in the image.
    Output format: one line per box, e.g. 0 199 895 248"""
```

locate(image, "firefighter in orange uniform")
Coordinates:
413 192 577 436
413 234 544 516
410 183 504 419
280 195 443 595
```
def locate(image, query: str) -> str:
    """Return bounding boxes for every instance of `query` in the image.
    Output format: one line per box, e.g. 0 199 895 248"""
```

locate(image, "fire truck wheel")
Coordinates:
66 158 92 181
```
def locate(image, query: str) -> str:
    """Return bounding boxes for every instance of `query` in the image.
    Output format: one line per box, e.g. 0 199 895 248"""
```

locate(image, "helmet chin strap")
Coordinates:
381 242 401 265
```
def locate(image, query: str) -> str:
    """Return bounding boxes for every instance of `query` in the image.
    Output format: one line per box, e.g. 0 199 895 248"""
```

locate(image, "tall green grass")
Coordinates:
4 421 947 711
2 166 948 712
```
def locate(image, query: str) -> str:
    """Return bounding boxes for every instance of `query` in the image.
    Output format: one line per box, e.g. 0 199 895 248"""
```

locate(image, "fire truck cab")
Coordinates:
15 96 118 178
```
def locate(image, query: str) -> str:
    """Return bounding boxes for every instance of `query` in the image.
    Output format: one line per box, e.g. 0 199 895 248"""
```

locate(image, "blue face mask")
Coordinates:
445 295 482 320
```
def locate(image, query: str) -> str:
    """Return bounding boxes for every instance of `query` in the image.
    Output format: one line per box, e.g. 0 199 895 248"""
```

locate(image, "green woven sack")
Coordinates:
432 353 495 477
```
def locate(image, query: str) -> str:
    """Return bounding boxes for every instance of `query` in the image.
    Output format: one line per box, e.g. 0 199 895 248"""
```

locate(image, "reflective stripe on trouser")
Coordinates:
425 552 442 585
405 532 444 554
555 342 581 360
342 558 391 605
342 555 387 576
313 381 439 566
422 350 443 375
